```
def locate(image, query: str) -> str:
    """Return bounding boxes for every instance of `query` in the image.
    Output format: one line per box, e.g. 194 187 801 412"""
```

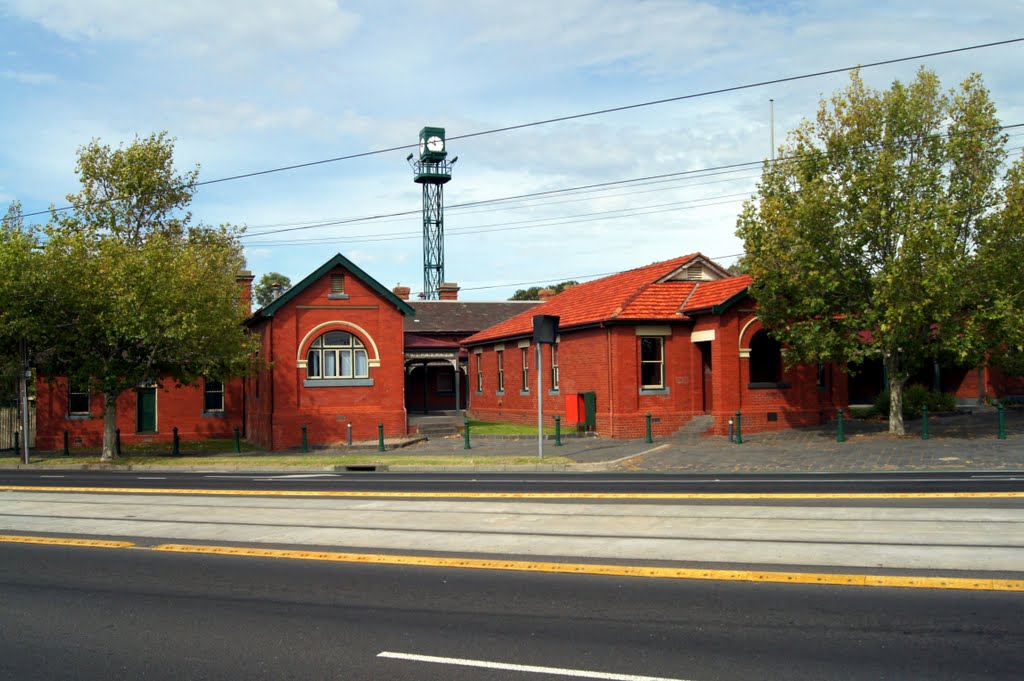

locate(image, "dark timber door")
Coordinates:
136 387 157 433
698 342 713 413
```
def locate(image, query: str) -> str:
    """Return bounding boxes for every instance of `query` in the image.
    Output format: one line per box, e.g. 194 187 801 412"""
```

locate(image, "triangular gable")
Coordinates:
256 253 415 319
656 254 731 283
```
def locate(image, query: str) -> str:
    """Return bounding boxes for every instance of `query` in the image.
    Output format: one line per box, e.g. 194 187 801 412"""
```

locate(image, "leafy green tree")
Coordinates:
254 272 292 308
35 133 256 460
736 68 1022 434
509 280 579 301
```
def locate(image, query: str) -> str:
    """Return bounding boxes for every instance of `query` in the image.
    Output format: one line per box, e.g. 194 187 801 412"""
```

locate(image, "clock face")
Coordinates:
426 135 444 152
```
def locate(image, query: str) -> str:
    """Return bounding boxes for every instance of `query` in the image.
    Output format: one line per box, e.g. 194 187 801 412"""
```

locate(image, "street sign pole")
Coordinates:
537 343 543 460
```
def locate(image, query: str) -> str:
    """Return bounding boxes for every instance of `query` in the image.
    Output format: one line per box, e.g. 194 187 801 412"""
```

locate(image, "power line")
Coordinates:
16 37 1023 220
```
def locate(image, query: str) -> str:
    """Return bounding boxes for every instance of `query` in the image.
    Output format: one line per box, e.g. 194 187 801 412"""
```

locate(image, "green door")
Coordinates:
136 387 157 433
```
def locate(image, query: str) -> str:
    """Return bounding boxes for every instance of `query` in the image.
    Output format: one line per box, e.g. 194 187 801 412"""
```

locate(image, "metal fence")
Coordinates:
0 404 36 450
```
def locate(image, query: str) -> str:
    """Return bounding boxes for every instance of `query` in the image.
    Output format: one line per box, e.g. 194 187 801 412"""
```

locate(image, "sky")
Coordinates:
2 1 1023 300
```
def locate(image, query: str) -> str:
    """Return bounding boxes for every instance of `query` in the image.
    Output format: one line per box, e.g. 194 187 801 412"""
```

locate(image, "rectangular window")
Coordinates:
521 347 530 392
68 382 90 415
551 344 560 391
640 337 664 389
204 379 225 412
496 350 505 392
476 354 483 392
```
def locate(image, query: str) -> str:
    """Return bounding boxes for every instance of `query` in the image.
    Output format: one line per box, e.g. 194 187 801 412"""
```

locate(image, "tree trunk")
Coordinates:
101 392 118 461
884 353 906 435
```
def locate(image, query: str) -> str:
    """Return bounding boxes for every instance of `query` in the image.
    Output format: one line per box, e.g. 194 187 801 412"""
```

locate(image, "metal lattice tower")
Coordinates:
409 127 455 300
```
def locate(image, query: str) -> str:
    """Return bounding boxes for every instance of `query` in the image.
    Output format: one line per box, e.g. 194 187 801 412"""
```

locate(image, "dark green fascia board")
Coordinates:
711 290 750 315
255 253 415 319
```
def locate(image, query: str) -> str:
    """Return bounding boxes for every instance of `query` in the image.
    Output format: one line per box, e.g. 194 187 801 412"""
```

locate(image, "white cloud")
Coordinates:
1 69 57 84
3 0 360 55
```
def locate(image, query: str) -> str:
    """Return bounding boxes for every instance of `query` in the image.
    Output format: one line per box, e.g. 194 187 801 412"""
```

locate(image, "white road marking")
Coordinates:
136 477 166 480
377 651 695 680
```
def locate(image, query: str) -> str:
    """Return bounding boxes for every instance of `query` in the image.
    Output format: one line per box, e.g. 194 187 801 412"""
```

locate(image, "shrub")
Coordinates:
874 385 956 419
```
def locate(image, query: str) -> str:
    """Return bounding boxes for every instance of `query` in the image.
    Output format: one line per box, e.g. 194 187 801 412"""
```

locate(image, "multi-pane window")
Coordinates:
68 382 90 415
306 331 369 379
204 379 225 412
475 354 483 392
640 337 664 389
551 344 560 391
496 350 505 392
521 347 529 392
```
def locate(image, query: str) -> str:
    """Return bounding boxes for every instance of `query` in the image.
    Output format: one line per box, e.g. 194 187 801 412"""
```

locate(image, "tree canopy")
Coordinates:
254 272 293 308
736 68 1024 434
509 280 580 301
10 133 256 459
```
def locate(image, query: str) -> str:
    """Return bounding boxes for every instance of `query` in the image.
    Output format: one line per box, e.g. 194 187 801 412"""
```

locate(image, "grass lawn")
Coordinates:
466 419 571 436
0 453 573 467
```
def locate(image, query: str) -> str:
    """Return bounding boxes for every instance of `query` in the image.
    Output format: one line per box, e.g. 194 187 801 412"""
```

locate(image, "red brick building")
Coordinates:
462 253 848 438
242 254 413 449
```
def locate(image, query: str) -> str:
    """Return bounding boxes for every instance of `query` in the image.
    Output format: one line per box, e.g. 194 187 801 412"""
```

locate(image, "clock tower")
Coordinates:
409 126 455 300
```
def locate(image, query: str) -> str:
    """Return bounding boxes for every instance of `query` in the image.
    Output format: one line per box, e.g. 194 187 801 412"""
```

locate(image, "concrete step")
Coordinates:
675 415 715 438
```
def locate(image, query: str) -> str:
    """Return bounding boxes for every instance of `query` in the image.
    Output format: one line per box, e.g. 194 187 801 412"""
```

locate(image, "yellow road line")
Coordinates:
1 533 1020 591
153 543 1024 592
0 534 135 549
2 485 1023 500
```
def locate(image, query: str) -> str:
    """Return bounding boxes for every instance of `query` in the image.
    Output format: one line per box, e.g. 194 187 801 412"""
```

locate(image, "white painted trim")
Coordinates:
635 325 672 337
473 347 482 355
738 316 761 355
517 339 530 348
691 329 715 343
493 343 505 351
295 320 381 368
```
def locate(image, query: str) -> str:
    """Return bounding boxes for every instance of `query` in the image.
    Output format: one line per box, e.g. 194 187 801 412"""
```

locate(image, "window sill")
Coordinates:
548 389 560 396
639 388 669 395
748 382 790 390
496 391 505 396
304 378 374 387
520 390 530 396
326 293 350 300
202 411 227 418
67 413 91 421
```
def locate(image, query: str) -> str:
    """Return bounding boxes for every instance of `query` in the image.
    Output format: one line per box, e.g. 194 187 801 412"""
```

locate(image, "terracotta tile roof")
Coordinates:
464 253 755 345
617 281 697 320
681 275 752 312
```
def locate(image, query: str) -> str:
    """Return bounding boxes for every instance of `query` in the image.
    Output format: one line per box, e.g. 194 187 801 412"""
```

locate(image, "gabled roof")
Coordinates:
246 253 415 325
404 333 461 350
462 254 751 346
407 300 540 334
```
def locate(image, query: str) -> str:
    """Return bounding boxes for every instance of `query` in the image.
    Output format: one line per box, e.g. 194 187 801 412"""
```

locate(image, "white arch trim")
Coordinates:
296 321 382 369
738 316 762 359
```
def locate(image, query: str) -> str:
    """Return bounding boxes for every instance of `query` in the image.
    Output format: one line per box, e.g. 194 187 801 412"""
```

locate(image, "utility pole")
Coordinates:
19 337 30 465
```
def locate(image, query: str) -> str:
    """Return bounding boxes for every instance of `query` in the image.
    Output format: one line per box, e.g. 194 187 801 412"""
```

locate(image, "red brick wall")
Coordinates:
34 376 244 450
246 264 409 450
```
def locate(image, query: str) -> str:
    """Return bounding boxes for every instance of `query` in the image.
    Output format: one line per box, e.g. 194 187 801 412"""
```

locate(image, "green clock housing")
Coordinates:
419 126 447 163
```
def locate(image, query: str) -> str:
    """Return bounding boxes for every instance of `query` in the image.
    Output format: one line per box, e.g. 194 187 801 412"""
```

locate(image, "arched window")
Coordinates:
306 331 369 380
748 329 782 384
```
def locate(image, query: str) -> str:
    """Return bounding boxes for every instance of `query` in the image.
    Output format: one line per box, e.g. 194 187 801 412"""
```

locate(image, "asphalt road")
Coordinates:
1 542 1021 681
3 469 1024 494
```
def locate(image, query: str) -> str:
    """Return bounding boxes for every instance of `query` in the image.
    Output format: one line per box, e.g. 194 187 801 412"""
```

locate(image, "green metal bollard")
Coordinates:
64 430 70 456
377 423 385 452
921 405 929 440
837 408 845 443
301 424 308 453
734 411 743 444
172 427 180 456
998 402 1006 440
115 428 121 457
234 426 241 453
645 412 653 444
464 418 471 450
554 416 562 446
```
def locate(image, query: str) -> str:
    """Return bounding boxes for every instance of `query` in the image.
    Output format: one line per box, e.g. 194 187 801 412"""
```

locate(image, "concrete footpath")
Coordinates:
5 407 1023 474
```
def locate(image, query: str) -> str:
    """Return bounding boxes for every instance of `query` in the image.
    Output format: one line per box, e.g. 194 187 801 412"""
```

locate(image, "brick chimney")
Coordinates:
392 284 411 300
438 282 460 301
237 270 254 314
538 288 556 302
